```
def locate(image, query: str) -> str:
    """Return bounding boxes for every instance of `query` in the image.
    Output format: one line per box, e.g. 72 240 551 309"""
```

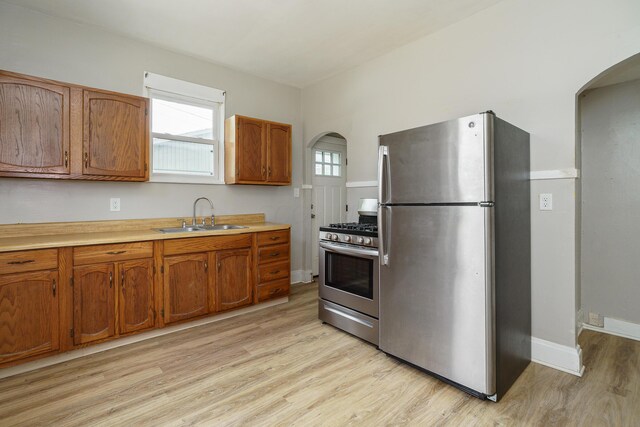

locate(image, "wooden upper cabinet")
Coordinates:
237 116 266 182
0 72 70 176
73 263 116 345
83 90 148 179
0 270 59 364
163 254 209 324
225 115 291 185
215 248 252 312
0 69 149 182
118 259 154 335
266 122 291 184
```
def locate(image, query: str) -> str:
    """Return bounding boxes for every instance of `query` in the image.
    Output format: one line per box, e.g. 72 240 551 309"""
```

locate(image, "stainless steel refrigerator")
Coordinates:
377 111 530 401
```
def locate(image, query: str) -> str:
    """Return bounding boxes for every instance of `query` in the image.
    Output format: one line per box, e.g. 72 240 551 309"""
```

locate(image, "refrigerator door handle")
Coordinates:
379 205 390 266
378 145 389 204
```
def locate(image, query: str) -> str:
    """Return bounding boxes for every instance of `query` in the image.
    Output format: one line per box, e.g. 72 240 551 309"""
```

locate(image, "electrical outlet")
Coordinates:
110 198 121 212
539 193 553 211
588 312 604 327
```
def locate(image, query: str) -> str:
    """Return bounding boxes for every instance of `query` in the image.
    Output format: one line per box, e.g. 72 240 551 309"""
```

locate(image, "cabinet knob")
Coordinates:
109 271 113 288
64 151 68 168
84 152 89 169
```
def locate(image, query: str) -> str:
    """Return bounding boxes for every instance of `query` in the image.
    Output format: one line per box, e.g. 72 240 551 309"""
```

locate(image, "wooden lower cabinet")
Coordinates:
163 253 209 324
0 230 291 367
215 248 252 312
73 258 154 344
73 263 116 345
0 270 59 364
118 259 154 334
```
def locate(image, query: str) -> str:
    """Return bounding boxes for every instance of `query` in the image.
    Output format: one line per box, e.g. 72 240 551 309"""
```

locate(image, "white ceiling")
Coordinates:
4 0 503 87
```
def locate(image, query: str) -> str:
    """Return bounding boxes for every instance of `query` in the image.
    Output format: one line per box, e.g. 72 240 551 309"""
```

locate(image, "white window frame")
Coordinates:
144 72 226 184
314 149 342 177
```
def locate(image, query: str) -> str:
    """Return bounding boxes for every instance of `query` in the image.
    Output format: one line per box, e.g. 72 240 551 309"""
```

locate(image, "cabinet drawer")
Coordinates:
258 244 289 265
257 279 290 302
257 230 289 247
73 242 152 266
164 234 252 256
0 249 58 274
258 260 289 283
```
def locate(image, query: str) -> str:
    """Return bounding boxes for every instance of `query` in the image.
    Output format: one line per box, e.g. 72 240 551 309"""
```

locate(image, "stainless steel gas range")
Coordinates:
318 202 379 345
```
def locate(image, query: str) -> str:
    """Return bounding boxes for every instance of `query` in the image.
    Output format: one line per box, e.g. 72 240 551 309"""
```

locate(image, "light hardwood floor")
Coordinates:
1 282 638 426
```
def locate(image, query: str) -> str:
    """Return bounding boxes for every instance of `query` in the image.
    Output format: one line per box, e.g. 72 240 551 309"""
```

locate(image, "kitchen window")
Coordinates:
315 150 341 177
144 73 225 184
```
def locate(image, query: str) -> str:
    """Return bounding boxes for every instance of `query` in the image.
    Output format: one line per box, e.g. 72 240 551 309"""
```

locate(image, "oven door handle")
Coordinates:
319 242 378 259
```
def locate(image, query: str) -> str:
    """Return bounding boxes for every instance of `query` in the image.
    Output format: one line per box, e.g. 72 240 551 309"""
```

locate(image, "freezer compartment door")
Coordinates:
379 205 494 395
379 113 492 204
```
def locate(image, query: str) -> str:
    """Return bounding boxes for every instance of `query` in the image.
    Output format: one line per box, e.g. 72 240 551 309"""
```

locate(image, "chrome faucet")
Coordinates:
192 197 214 226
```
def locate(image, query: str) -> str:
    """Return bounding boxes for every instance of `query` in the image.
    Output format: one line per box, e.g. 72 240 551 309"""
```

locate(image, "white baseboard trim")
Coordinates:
346 180 377 188
291 270 313 284
582 317 640 342
531 337 585 377
0 297 288 380
530 168 580 180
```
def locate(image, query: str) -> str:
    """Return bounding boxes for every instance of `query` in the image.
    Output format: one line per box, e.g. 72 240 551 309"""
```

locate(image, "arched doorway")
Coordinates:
577 52 640 340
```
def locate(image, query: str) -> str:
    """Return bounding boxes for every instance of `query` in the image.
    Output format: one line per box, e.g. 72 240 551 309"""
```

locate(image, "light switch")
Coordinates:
294 187 300 198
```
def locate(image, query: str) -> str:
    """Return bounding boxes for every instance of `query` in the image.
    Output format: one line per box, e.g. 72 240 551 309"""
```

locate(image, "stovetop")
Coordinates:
320 222 378 238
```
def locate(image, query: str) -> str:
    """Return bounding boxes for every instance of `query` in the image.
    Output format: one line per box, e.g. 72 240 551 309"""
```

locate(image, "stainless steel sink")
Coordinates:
156 224 247 233
199 224 248 230
156 226 207 233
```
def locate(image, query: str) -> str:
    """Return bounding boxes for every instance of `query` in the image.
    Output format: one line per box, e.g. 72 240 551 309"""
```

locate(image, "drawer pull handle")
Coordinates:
107 251 127 255
270 270 280 274
269 237 280 241
64 151 68 168
269 252 280 257
7 260 35 265
269 288 281 295
84 152 89 169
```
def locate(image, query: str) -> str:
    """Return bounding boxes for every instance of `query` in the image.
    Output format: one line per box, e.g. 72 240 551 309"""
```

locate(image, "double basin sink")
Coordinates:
157 224 247 233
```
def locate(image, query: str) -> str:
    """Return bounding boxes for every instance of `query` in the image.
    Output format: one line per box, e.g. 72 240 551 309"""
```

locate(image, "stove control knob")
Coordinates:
344 235 351 243
325 233 333 240
364 238 372 246
357 237 364 244
331 234 339 241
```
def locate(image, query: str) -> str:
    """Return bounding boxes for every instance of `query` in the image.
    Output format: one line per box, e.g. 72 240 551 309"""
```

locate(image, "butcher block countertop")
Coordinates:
0 214 290 253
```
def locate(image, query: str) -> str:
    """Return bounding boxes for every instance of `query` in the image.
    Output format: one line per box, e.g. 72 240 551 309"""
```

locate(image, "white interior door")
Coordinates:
311 137 347 276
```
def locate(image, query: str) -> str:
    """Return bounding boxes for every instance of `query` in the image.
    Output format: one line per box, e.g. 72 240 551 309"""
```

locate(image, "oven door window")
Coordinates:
325 252 373 299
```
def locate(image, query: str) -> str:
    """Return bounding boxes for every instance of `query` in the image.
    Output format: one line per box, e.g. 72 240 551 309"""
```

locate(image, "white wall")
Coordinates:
0 2 304 273
581 78 640 325
302 0 640 348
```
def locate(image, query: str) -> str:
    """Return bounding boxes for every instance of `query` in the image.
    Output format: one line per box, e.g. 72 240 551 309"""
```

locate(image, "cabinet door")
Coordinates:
0 270 59 364
237 116 266 182
0 74 70 175
266 122 291 184
118 259 154 335
73 263 116 345
215 249 252 312
83 90 147 179
163 254 208 323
